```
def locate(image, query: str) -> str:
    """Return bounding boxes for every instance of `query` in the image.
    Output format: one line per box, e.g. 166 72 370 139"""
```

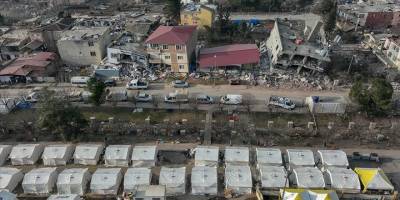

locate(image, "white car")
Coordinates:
220 94 242 105
135 92 152 102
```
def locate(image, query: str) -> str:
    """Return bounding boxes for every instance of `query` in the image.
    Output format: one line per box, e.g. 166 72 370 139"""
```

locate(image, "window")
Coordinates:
178 56 184 60
179 64 185 70
150 44 159 49
176 45 183 50
111 53 118 58
135 198 144 200
152 198 161 200
164 55 171 60
88 41 94 46
90 51 96 56
162 45 169 50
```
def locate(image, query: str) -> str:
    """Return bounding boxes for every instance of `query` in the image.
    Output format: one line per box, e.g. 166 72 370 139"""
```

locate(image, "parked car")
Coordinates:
268 96 296 110
220 94 242 105
229 79 241 85
172 80 189 88
126 79 149 89
106 90 128 102
104 79 116 87
135 92 152 102
196 94 213 104
165 90 189 103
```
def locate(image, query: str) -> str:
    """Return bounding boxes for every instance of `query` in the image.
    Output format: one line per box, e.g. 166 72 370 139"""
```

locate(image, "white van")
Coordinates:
220 94 242 105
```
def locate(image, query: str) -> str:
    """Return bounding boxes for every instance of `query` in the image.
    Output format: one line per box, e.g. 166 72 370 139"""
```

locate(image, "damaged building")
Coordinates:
266 19 330 74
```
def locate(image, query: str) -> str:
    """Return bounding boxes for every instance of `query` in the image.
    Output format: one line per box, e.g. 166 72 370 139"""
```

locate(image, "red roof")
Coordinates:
145 25 197 45
198 44 260 68
0 52 56 76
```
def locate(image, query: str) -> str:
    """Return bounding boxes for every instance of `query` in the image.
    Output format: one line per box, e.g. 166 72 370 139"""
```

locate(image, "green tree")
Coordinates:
165 0 181 24
87 78 106 106
37 89 87 141
0 14 4 26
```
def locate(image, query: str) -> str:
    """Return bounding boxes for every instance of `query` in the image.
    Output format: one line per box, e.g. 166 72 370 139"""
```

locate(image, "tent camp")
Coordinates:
259 165 288 189
256 148 282 167
131 146 157 167
104 145 132 167
133 185 166 200
0 145 12 166
124 167 152 192
280 189 339 200
22 167 58 194
286 149 315 170
225 165 252 195
316 150 348 169
73 143 104 165
354 168 394 193
57 168 91 195
9 144 44 165
47 194 80 200
0 190 17 200
159 167 186 196
191 166 217 195
291 167 325 189
225 146 249 166
194 146 219 167
90 168 123 195
42 144 75 166
324 167 360 193
0 167 24 192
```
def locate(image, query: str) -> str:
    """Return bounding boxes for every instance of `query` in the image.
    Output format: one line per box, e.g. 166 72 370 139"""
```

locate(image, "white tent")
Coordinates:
324 167 360 193
191 166 217 195
286 149 315 169
159 167 186 196
0 190 17 200
90 168 122 195
22 167 58 194
225 165 252 194
280 189 340 200
194 146 219 167
0 167 24 192
256 148 282 167
131 146 157 167
73 143 104 165
133 185 166 200
104 145 132 167
47 194 80 200
57 168 91 195
224 146 249 166
9 144 44 165
124 167 152 192
355 168 394 192
42 144 75 166
0 145 12 166
259 165 288 189
317 150 349 169
291 167 325 189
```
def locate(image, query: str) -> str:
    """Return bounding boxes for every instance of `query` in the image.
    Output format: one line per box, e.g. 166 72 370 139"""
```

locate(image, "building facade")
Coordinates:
180 5 214 29
384 37 400 70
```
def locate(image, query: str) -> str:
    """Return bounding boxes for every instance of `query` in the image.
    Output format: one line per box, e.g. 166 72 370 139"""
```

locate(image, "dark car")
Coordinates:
172 80 189 88
104 79 116 87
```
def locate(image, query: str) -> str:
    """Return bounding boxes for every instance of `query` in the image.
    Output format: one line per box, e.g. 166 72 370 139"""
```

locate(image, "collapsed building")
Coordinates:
266 19 330 74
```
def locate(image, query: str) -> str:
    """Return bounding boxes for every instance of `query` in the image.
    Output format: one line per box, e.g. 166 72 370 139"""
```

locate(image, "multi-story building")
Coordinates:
56 27 112 66
145 25 197 73
383 37 400 70
107 32 148 67
180 4 215 29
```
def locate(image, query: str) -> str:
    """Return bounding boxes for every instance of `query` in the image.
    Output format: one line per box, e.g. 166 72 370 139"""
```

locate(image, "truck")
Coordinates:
164 90 189 103
126 79 149 90
268 96 296 110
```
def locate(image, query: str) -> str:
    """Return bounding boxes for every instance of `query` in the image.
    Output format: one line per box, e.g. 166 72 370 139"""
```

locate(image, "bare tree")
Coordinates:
242 93 255 113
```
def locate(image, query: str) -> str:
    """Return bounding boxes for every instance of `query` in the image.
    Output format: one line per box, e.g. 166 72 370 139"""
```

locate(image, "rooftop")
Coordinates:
145 25 197 45
109 33 146 53
339 2 400 13
58 27 109 41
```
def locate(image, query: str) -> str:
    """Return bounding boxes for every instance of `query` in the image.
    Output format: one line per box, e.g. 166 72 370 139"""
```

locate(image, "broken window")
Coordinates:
111 53 118 58
88 41 94 46
150 44 159 49
90 51 96 57
179 64 185 70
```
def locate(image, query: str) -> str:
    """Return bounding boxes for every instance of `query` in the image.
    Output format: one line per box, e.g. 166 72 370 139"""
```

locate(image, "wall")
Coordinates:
266 21 283 65
365 12 394 29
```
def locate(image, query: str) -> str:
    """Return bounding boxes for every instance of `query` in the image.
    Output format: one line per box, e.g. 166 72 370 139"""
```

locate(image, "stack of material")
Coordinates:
57 168 91 195
90 168 123 195
225 165 252 195
73 143 104 165
9 144 44 165
124 167 152 192
131 146 157 167
286 149 315 170
191 166 218 195
259 165 288 189
159 167 186 196
256 148 283 167
354 168 394 193
104 145 132 167
194 146 219 167
224 146 249 166
316 150 349 170
0 145 12 166
291 167 325 189
0 167 24 192
324 167 360 193
22 167 58 194
42 144 74 166
47 194 80 200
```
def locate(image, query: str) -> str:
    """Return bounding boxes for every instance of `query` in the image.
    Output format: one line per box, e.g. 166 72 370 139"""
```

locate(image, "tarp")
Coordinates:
259 165 288 189
131 146 157 167
256 148 283 167
354 168 394 192
225 165 252 195
286 149 315 169
0 145 12 166
22 167 58 194
104 145 132 167
325 167 360 193
159 167 186 196
225 147 249 165
0 190 17 200
280 189 339 200
90 168 122 195
47 194 80 200
42 144 74 166
73 143 104 165
0 167 24 192
292 167 325 189
9 144 44 165
191 166 217 195
57 168 91 195
194 146 219 167
123 167 151 192
317 150 348 169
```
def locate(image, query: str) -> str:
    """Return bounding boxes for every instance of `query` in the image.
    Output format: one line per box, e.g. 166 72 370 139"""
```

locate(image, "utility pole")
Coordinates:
214 54 217 86
347 54 356 74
